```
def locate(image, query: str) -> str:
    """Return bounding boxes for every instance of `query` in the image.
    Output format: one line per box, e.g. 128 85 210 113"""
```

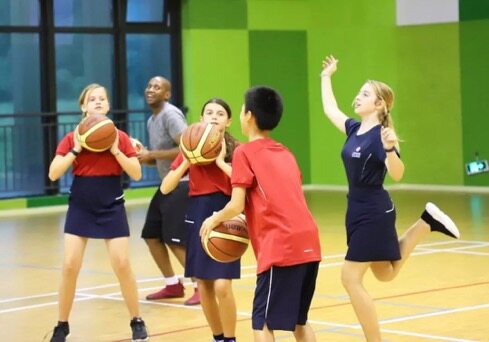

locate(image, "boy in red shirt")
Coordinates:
201 86 321 341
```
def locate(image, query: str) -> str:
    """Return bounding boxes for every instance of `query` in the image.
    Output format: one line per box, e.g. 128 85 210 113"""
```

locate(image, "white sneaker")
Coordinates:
425 202 460 239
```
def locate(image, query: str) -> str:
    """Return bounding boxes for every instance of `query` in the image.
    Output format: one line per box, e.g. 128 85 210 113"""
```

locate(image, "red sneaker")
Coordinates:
146 281 185 300
184 289 200 306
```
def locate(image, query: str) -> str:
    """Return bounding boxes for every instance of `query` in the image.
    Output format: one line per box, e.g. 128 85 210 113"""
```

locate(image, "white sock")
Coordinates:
165 276 179 285
193 282 198 289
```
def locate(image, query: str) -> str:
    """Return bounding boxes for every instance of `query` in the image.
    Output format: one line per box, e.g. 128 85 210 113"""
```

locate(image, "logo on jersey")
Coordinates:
352 146 361 158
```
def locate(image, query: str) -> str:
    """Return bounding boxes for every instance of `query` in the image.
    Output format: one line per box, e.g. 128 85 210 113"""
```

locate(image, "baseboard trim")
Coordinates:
1 183 488 218
303 183 489 193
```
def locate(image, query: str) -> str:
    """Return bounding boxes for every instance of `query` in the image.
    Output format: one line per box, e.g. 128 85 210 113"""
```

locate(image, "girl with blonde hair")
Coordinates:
48 84 148 341
321 56 460 341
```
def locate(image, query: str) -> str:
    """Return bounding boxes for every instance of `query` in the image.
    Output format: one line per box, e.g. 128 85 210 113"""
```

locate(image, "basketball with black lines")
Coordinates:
76 114 117 152
203 214 249 263
180 122 224 165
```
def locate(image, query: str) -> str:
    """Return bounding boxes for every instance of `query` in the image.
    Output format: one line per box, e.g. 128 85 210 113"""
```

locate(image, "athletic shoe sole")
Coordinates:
426 202 460 239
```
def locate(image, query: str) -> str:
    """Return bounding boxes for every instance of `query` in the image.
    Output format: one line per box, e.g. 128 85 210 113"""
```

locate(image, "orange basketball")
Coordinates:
77 114 117 152
180 122 224 165
203 214 249 263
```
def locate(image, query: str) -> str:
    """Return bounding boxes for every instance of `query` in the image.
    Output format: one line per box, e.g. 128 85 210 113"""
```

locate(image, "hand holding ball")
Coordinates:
76 114 117 152
202 214 249 263
180 122 224 165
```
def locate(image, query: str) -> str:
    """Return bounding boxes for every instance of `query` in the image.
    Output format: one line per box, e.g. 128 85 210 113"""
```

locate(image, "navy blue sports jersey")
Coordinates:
342 119 389 198
341 119 401 262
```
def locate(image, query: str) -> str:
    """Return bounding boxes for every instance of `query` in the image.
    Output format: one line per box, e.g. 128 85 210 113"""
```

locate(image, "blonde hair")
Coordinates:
366 80 395 127
78 83 109 117
367 80 402 146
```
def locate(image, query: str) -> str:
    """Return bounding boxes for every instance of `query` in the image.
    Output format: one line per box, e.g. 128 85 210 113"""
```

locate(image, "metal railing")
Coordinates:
0 110 160 199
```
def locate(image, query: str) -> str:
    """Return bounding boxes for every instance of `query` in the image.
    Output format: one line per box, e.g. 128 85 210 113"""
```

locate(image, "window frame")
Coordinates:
0 0 182 196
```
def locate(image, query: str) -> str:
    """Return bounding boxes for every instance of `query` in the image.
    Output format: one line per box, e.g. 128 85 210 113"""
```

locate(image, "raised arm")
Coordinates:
321 55 349 133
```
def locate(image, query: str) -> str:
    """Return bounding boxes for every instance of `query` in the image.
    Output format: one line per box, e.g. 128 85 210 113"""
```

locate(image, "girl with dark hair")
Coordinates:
161 98 240 342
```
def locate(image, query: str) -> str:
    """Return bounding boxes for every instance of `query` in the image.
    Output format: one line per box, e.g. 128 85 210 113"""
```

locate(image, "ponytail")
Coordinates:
368 80 401 146
224 131 239 163
378 106 392 129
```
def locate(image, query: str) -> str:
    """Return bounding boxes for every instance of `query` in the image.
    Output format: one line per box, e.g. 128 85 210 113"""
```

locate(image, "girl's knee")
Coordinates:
370 264 395 282
62 262 80 276
62 256 82 275
111 257 131 274
340 268 355 288
373 272 394 282
214 280 233 299
341 269 364 292
341 273 353 290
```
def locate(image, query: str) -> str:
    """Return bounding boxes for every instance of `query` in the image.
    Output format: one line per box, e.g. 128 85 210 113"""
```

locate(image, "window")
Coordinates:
54 0 112 27
55 33 115 192
0 33 42 197
0 0 182 198
0 0 39 26
127 0 165 23
126 33 172 186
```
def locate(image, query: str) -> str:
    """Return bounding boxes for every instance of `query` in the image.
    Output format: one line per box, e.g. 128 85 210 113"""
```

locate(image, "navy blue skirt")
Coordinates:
184 193 241 280
345 192 401 262
64 176 130 239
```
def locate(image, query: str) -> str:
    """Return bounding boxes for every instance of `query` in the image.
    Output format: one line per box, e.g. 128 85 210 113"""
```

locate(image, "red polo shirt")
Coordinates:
171 153 232 196
231 138 321 274
56 130 136 176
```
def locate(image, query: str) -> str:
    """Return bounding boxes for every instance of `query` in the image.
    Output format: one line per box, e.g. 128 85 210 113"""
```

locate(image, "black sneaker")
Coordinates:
130 317 149 342
422 202 460 239
50 322 69 342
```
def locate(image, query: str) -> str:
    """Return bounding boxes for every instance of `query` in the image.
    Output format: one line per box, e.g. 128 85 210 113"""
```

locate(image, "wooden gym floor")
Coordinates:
0 189 488 341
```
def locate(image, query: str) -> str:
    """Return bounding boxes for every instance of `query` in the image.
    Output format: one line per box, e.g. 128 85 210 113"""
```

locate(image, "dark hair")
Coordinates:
244 86 283 130
200 98 232 118
200 97 238 162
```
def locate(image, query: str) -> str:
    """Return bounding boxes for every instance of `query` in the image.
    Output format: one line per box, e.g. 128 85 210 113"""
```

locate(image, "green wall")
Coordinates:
4 0 488 210
306 1 398 185
396 24 463 184
248 30 310 183
180 0 488 187
460 20 489 186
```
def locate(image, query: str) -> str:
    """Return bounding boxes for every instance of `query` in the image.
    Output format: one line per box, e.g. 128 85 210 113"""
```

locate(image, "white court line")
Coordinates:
442 249 489 256
2 239 488 340
2 289 477 342
378 327 476 342
308 319 477 342
0 297 93 315
417 240 486 247
417 248 489 256
380 303 489 325
0 291 58 304
2 239 488 306
416 241 489 256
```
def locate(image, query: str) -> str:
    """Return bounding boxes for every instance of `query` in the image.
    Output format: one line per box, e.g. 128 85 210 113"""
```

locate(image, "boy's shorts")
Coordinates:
141 181 189 245
252 261 319 331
